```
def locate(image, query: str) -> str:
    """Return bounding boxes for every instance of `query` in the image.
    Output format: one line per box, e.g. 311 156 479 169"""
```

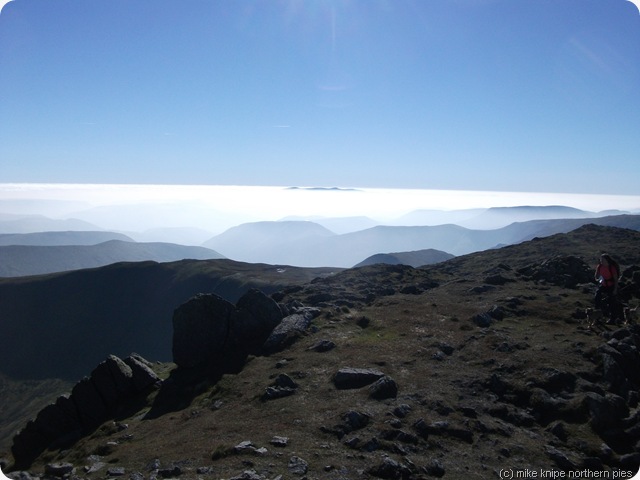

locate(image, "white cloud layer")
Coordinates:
1 184 639 234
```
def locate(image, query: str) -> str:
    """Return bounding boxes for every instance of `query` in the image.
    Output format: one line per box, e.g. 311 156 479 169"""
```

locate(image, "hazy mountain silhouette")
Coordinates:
456 205 605 229
203 221 336 265
203 214 640 267
0 231 134 246
128 226 215 245
392 208 486 226
68 203 256 236
395 205 626 230
280 215 379 234
0 214 101 234
0 240 225 277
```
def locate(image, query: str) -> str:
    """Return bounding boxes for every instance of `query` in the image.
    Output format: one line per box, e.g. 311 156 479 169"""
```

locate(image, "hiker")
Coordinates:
594 253 621 323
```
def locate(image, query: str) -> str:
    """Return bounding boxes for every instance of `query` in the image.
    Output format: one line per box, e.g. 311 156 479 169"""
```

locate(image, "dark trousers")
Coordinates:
595 286 614 310
595 286 624 321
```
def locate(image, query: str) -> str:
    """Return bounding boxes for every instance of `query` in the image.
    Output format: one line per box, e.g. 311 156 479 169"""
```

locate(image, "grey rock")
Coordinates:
308 339 336 352
125 354 160 392
333 368 385 389
229 470 266 480
84 461 106 474
393 404 412 418
106 466 126 476
262 313 312 355
473 312 493 328
369 376 398 400
288 456 308 476
274 373 298 389
270 436 289 447
234 440 256 453
342 410 371 430
262 386 296 401
105 355 135 395
45 462 75 476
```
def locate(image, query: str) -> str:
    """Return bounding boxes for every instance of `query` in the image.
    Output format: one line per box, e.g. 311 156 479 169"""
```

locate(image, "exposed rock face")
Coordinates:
13 288 309 470
172 289 323 372
12 354 159 468
517 255 592 288
172 289 284 372
172 293 234 369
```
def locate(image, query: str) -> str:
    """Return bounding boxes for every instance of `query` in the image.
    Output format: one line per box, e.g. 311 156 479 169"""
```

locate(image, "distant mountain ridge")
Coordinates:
0 240 225 277
0 230 134 246
203 214 640 267
394 205 627 230
203 220 335 265
0 214 101 233
2 208 639 273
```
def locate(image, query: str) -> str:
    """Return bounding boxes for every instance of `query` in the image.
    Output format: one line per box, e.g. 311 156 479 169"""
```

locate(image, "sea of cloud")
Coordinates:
1 183 639 237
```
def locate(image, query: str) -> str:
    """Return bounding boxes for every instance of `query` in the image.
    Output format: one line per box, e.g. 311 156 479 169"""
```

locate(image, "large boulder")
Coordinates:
229 289 285 360
172 289 284 372
333 368 385 389
172 293 235 369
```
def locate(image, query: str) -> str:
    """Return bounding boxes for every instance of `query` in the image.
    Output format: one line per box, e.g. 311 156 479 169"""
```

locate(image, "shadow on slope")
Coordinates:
0 259 337 381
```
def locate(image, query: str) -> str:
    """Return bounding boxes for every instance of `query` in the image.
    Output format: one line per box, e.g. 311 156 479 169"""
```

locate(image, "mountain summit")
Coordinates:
3 224 640 478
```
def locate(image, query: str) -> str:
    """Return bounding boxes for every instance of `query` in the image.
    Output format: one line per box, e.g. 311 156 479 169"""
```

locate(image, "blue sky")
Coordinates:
1 0 639 195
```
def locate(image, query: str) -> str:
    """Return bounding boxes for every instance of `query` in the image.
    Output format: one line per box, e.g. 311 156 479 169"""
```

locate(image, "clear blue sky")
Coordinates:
1 0 639 194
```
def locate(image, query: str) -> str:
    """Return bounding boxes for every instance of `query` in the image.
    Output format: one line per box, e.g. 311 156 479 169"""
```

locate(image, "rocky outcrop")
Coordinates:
12 289 319 469
11 353 159 468
172 289 283 372
172 290 322 372
517 255 592 288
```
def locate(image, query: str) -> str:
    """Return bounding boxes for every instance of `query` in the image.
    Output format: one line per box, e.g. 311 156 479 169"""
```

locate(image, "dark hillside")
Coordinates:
0 240 225 277
0 260 337 380
354 248 454 268
4 224 640 478
435 223 640 276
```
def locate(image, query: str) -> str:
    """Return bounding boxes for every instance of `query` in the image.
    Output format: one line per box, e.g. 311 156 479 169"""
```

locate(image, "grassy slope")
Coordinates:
4 224 640 478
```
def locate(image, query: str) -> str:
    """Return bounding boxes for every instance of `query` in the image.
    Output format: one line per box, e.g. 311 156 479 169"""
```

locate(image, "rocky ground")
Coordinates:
3 224 640 479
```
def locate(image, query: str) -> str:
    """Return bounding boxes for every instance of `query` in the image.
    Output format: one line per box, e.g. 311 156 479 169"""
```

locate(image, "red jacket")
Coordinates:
596 264 618 287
